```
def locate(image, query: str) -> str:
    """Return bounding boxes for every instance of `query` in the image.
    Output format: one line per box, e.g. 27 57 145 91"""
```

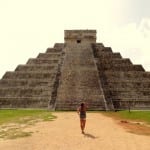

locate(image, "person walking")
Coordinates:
77 102 87 134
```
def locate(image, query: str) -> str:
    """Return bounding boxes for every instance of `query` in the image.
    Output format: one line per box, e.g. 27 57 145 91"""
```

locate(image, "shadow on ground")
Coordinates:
83 133 98 139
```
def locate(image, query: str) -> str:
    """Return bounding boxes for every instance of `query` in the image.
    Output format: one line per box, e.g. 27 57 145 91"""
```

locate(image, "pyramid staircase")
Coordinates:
54 44 108 110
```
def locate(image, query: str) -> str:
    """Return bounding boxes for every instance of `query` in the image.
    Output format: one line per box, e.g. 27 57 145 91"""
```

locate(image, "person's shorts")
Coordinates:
80 114 86 119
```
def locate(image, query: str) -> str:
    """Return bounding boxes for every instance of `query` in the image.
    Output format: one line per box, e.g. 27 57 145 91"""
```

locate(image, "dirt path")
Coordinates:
0 112 150 150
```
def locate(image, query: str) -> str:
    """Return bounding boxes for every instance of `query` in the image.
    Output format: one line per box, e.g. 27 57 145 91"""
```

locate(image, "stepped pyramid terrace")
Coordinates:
0 30 150 110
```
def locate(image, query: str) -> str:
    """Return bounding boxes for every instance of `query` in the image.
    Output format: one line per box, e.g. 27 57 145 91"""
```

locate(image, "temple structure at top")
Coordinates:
64 30 96 44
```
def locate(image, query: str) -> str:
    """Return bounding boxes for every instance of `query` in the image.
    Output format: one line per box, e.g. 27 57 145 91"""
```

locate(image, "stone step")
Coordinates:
0 97 49 108
59 71 102 87
55 103 105 110
55 104 105 109
112 100 150 110
37 53 61 59
108 91 150 97
113 97 150 101
57 81 101 88
108 92 142 98
103 82 150 88
0 79 53 87
97 58 132 65
98 64 144 71
96 51 113 57
103 71 150 79
109 88 142 93
104 91 150 98
96 53 119 59
101 47 113 52
56 94 104 101
46 48 62 53
55 99 105 104
15 64 57 72
92 43 105 51
55 102 105 107
3 71 56 79
62 65 97 71
58 88 104 95
54 43 64 49
106 78 150 82
27 58 59 65
97 52 122 59
111 95 150 100
0 87 52 97
106 88 150 93
63 59 95 66
56 91 104 99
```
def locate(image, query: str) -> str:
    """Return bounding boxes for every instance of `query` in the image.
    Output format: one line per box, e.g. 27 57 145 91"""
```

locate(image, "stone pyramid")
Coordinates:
0 30 150 110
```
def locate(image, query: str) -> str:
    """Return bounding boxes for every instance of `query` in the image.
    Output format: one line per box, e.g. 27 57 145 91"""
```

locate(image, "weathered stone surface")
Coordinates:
46 48 62 53
37 53 61 59
54 31 108 110
0 30 150 110
93 42 150 110
0 79 53 87
15 65 57 72
27 58 59 65
0 45 63 108
64 30 96 44
3 71 56 79
0 97 49 108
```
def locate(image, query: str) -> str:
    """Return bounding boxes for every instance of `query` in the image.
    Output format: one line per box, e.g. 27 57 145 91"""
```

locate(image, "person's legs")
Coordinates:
83 119 86 131
80 120 84 133
80 119 86 133
83 119 86 133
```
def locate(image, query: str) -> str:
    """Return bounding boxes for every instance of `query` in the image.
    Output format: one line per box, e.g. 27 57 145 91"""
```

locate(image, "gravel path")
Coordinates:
0 112 149 150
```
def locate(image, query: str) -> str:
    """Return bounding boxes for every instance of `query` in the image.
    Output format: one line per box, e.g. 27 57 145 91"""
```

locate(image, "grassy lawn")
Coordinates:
0 109 56 139
0 109 56 124
102 110 150 124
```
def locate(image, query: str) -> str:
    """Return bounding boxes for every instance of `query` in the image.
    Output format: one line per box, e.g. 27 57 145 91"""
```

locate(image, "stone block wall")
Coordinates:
0 30 149 110
0 44 64 108
92 43 150 110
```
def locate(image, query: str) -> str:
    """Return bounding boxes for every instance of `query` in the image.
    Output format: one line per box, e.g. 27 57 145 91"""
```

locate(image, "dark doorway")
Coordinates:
77 40 81 43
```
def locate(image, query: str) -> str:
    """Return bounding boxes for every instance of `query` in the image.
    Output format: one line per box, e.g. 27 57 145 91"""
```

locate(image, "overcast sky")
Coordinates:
0 0 150 78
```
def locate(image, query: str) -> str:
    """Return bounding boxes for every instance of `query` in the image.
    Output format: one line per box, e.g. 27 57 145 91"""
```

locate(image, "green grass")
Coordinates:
0 109 56 125
0 109 56 139
102 110 150 124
